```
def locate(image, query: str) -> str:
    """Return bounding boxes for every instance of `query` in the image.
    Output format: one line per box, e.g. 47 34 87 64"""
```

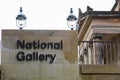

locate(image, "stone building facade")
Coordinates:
78 0 120 80
1 0 120 80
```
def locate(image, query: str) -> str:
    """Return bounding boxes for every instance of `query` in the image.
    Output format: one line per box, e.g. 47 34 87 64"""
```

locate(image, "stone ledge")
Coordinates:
80 65 120 74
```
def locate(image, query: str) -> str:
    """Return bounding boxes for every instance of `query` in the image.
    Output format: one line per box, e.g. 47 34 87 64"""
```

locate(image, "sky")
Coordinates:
0 0 115 40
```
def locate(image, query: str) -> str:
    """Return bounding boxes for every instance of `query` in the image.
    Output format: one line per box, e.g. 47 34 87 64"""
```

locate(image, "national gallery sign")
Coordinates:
1 30 78 80
16 40 63 63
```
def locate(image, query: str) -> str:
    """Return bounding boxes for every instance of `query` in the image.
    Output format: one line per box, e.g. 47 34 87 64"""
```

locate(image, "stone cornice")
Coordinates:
79 11 120 19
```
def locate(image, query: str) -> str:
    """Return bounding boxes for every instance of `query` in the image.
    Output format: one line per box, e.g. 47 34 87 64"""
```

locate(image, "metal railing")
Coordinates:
79 41 120 65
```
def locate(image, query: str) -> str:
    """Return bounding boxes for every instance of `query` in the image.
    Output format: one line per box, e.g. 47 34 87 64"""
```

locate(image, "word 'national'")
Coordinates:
16 40 63 50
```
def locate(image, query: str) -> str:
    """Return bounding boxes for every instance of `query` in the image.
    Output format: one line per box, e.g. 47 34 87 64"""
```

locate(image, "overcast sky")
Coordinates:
0 0 115 40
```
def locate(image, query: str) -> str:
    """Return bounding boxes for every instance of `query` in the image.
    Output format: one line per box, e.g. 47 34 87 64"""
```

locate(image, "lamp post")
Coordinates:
67 8 77 30
16 7 27 30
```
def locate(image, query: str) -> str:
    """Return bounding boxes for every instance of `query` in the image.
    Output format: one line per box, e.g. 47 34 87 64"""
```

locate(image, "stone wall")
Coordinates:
1 30 79 80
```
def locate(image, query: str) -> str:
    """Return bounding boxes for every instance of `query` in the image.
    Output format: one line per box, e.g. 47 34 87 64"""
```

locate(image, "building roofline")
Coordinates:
111 1 118 11
77 10 120 41
79 11 120 19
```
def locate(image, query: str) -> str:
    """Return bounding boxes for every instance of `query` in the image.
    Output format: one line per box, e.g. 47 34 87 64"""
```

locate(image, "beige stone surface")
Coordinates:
80 65 120 74
2 30 78 63
1 30 79 80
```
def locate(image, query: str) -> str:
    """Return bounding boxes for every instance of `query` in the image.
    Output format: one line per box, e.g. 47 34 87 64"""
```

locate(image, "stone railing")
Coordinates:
79 41 120 65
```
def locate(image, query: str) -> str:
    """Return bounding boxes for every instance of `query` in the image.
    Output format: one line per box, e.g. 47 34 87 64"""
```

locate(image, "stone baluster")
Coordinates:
92 34 103 64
